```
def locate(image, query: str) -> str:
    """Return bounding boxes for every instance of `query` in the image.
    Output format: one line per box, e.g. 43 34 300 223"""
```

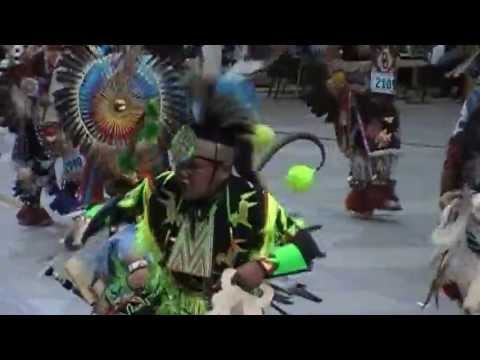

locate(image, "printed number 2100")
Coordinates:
376 78 394 90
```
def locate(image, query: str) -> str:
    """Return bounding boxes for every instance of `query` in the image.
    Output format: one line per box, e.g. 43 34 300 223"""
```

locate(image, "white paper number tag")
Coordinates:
62 149 84 182
371 70 395 95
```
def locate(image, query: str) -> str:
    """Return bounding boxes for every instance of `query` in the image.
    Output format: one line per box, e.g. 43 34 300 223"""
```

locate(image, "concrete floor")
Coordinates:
0 95 463 315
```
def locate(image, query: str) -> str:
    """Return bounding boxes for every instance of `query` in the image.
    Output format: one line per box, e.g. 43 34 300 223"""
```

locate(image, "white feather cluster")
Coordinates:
430 190 480 313
432 192 471 249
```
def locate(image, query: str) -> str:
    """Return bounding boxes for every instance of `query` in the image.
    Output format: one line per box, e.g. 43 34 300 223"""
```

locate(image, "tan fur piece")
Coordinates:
64 257 97 306
440 190 463 210
208 269 274 316
60 228 111 306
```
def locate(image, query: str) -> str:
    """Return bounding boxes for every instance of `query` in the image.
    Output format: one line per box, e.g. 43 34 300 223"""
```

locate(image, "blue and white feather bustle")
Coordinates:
54 45 190 154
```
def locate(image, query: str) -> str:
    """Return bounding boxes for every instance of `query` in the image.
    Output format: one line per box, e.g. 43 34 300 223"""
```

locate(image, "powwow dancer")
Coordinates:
0 45 81 226
302 45 402 217
424 60 480 313
46 45 327 315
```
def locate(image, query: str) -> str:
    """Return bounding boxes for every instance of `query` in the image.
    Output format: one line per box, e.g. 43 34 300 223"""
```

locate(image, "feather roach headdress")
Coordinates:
149 53 325 193
160 58 273 187
166 74 261 187
167 57 325 193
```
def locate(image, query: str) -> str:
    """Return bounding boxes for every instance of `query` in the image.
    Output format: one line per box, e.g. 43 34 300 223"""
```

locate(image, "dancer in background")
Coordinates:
0 45 74 226
302 45 402 217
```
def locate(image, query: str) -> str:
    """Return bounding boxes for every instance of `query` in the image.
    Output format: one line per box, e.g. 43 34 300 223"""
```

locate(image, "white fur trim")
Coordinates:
432 198 470 248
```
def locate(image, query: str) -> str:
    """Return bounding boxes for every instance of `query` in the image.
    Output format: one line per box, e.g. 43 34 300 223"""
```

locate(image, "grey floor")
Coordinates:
0 95 462 315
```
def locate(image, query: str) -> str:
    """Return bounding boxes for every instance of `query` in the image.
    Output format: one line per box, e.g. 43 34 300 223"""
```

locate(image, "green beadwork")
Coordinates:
170 125 197 167
227 188 257 229
101 171 311 315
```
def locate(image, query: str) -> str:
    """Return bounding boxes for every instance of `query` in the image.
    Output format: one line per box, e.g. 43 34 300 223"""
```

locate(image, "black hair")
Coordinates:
234 138 262 188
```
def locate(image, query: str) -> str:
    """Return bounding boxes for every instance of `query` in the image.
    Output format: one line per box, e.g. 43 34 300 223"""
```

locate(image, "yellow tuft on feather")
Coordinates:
253 124 276 152
286 165 316 193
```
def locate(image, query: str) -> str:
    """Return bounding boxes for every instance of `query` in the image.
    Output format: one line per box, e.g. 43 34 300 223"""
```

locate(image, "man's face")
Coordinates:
176 157 229 201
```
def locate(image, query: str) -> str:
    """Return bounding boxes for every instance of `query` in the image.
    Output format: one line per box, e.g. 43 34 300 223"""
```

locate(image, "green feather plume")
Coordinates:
146 98 160 118
138 120 161 143
118 150 137 174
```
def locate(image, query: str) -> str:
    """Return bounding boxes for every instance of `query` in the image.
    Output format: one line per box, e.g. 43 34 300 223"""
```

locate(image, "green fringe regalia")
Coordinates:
58 69 325 315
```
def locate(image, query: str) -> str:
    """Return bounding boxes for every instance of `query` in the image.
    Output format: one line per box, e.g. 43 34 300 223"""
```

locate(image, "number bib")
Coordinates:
62 149 84 182
370 70 395 95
